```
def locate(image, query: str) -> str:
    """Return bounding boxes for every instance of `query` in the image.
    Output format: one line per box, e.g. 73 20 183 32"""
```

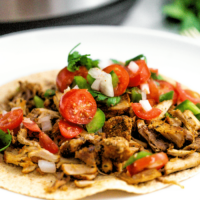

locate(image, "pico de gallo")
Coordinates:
1 44 200 193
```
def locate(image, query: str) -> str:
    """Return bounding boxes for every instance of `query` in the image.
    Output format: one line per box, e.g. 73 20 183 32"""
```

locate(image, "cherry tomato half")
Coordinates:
131 103 161 120
59 89 97 124
23 118 41 132
39 132 59 154
59 119 83 139
176 82 200 104
127 152 168 176
126 60 151 87
147 79 159 103
56 66 88 93
0 109 23 132
103 64 129 96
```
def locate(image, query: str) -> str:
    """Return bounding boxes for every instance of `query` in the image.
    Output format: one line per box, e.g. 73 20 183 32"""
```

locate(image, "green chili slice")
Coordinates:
131 87 142 103
34 95 44 108
44 89 56 98
159 91 174 102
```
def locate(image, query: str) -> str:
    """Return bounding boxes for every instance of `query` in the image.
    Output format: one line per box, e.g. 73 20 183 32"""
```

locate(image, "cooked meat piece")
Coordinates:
74 180 95 188
184 137 200 151
17 128 40 147
149 120 185 148
28 149 60 163
45 179 68 193
27 108 60 122
43 97 58 111
118 169 162 184
166 116 182 127
75 146 97 167
9 98 27 115
103 115 133 141
53 91 63 111
165 152 200 175
183 110 200 131
130 138 148 149
73 173 98 180
79 132 102 145
101 157 113 173
62 164 97 175
113 162 123 172
4 150 36 173
57 157 82 168
170 109 197 140
100 93 131 119
101 137 134 162
167 149 193 157
137 120 170 152
153 100 173 120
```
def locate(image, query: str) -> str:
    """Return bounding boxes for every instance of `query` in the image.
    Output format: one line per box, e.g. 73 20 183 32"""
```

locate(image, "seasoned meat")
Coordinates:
9 98 27 115
137 120 170 152
167 149 193 157
57 157 82 168
62 164 97 175
165 152 200 175
118 169 162 184
100 93 130 118
17 128 40 147
149 120 185 148
45 179 68 193
74 180 95 188
184 137 200 152
166 117 182 127
75 146 97 167
101 157 113 173
101 137 134 162
183 110 200 131
103 115 133 141
153 100 173 120
73 173 98 180
170 109 197 140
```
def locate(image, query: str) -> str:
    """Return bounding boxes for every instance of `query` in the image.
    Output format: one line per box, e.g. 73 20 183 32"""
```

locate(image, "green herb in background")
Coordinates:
163 0 200 32
0 129 12 152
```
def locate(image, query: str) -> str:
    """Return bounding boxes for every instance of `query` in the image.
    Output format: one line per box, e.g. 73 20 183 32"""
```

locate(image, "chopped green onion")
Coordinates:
131 87 142 103
159 91 174 102
34 95 44 108
44 89 56 98
0 129 12 152
123 151 152 169
175 100 200 115
125 54 147 66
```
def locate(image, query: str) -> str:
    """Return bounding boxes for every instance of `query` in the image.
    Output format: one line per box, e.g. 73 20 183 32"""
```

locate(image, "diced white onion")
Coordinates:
88 68 107 79
128 61 139 73
2 110 7 116
38 116 52 132
38 160 56 173
140 83 150 94
141 91 147 100
11 107 22 111
91 79 101 91
100 74 114 97
139 100 152 112
73 85 79 89
64 86 71 93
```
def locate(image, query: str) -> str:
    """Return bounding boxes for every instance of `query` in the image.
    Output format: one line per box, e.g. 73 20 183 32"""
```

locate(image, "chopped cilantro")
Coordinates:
0 129 12 152
67 43 99 72
125 54 147 66
151 72 165 81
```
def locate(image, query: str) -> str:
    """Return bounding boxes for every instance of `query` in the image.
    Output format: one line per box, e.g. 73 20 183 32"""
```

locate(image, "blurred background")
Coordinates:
0 0 200 38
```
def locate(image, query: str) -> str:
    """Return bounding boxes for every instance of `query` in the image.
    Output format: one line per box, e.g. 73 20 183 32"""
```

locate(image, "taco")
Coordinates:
1 45 200 200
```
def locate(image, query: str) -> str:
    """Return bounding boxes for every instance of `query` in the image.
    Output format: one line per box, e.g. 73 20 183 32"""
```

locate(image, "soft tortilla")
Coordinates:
0 70 199 200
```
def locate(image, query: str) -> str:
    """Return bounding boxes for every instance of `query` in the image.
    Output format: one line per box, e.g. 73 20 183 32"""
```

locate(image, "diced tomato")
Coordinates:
125 60 151 87
39 132 59 154
131 103 161 120
103 64 129 96
56 66 88 93
148 99 157 107
59 89 97 124
147 79 159 103
23 118 41 132
157 80 178 104
59 119 83 139
127 152 168 176
0 109 23 132
149 68 158 75
176 82 200 104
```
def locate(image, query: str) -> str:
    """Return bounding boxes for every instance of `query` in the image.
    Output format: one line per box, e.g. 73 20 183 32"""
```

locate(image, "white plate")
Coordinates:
0 26 200 200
